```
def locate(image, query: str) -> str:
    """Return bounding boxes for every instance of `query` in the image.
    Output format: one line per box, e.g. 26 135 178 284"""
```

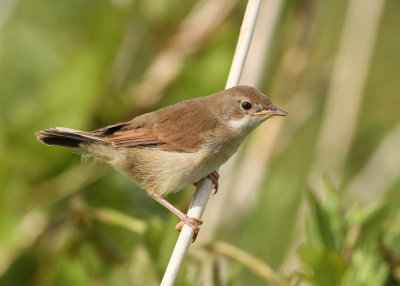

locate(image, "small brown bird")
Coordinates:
37 85 287 240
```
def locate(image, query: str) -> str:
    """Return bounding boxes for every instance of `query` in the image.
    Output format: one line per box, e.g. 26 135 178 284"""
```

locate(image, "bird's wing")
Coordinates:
96 100 217 152
103 124 204 152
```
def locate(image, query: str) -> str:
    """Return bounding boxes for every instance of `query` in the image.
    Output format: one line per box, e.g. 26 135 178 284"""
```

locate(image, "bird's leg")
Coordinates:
150 193 203 242
193 170 220 195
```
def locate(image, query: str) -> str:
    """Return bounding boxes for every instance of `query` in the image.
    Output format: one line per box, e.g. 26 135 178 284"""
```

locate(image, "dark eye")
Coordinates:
241 101 252 110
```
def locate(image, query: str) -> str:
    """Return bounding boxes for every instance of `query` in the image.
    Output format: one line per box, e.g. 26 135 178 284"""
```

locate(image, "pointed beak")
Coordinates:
253 106 288 117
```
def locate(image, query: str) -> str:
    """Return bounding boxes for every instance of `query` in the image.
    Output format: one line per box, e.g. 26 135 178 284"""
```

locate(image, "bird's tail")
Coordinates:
36 127 106 148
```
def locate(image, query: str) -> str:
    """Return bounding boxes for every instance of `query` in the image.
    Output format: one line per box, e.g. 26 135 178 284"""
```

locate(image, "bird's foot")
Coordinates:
208 170 219 194
175 216 203 242
193 170 220 195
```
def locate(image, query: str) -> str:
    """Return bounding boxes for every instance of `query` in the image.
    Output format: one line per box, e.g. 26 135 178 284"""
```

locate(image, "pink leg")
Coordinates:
151 193 203 242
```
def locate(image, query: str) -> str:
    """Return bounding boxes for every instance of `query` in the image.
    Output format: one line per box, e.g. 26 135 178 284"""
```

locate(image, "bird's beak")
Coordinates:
254 106 288 117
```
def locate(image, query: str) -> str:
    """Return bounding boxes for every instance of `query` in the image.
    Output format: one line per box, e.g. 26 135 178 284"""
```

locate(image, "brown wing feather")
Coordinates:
98 97 218 152
107 127 161 148
152 124 205 152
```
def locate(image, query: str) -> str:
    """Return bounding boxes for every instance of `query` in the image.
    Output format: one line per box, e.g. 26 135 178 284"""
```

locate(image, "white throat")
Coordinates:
227 115 266 134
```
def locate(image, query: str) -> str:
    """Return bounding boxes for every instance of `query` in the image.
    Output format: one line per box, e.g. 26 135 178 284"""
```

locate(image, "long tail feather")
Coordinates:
36 127 105 148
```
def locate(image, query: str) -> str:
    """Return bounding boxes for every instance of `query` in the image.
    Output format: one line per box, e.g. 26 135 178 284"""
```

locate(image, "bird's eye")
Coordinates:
241 101 252 110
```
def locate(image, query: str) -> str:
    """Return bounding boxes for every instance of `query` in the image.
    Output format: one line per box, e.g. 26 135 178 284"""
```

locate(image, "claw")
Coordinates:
175 216 203 242
193 170 220 194
207 170 219 194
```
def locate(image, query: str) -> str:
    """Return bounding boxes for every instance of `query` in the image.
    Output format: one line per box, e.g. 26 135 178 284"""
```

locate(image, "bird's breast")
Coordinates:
111 131 244 196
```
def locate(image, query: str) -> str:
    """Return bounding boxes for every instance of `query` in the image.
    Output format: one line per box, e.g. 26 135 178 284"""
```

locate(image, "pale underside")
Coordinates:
86 139 241 196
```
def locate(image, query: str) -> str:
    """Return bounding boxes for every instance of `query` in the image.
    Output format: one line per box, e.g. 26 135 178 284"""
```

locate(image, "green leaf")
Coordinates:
306 189 337 251
298 245 348 286
347 202 389 247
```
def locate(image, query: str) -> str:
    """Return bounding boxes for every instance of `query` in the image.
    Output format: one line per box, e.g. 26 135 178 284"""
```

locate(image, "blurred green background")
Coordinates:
1 0 400 285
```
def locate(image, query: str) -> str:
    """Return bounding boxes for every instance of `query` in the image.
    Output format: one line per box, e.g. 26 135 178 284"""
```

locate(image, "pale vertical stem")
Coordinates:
225 0 262 89
160 1 262 285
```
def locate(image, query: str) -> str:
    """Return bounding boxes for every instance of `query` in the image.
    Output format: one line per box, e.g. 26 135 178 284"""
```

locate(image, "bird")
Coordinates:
36 85 287 241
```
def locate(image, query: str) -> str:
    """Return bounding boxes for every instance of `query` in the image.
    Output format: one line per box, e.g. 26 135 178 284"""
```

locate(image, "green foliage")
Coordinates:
296 181 400 286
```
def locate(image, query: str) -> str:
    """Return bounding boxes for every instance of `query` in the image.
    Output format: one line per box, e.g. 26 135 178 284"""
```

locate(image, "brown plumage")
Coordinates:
37 85 287 239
